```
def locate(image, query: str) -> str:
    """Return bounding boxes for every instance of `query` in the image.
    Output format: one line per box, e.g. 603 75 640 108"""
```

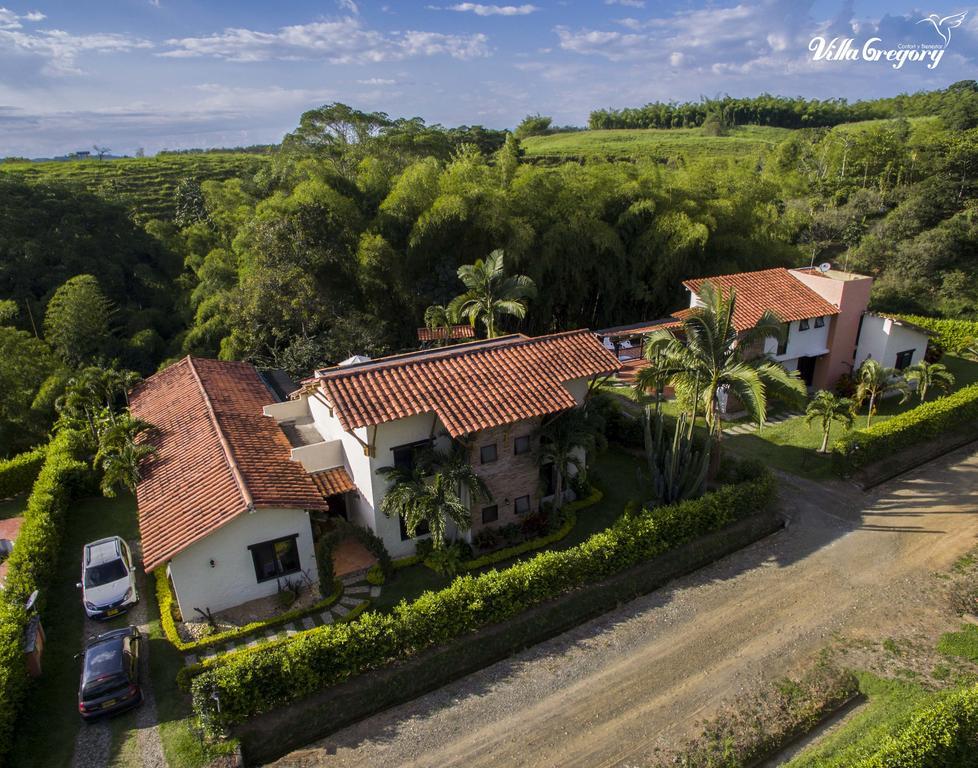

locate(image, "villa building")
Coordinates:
599 266 930 396
130 331 619 617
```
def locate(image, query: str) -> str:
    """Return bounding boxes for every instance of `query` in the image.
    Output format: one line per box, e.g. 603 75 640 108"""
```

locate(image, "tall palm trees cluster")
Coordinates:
635 282 806 474
54 365 156 497
425 249 536 342
805 357 955 451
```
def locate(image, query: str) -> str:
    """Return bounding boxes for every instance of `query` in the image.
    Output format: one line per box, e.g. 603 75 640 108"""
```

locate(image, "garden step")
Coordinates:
340 574 365 587
284 622 298 635
345 584 370 594
320 611 334 625
333 603 351 618
370 586 382 598
301 616 316 630
185 654 198 666
339 595 361 607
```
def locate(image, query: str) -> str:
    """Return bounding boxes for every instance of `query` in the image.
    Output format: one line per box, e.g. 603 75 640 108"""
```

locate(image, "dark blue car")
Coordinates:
77 626 142 720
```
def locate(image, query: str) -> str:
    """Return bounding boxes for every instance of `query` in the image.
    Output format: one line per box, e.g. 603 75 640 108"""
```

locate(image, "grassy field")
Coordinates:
0 153 269 221
521 125 793 163
785 673 932 767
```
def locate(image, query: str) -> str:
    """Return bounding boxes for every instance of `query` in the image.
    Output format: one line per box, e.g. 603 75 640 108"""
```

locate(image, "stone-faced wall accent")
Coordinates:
466 417 542 532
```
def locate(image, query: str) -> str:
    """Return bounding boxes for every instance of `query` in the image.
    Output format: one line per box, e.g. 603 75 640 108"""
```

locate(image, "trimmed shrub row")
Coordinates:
155 569 343 653
0 447 47 501
856 683 978 768
833 383 978 473
0 430 92 763
190 468 775 732
894 315 978 355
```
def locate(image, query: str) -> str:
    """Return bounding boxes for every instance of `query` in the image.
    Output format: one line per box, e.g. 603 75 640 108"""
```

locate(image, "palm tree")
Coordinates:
905 360 955 403
96 413 157 497
447 249 536 338
379 472 472 550
378 447 490 550
855 359 909 427
538 406 604 510
637 282 805 472
633 333 680 418
423 304 455 347
805 390 855 453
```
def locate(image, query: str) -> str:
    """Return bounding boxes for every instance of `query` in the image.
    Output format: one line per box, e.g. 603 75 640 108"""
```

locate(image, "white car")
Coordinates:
78 537 138 620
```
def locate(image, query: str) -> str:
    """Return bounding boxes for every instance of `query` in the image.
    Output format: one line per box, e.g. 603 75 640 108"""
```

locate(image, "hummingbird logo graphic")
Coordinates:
917 11 968 47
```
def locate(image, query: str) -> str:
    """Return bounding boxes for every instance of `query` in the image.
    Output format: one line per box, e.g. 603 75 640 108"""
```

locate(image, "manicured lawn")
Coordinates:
726 355 978 480
785 672 932 767
371 446 646 612
10 494 140 768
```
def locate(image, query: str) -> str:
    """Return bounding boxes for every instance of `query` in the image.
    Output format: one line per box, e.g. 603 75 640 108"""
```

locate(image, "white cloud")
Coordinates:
604 0 645 7
0 26 152 75
357 77 396 84
336 0 359 14
161 17 490 63
0 7 45 29
441 3 539 16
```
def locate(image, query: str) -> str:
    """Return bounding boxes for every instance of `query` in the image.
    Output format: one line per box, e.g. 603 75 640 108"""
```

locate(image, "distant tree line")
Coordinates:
589 81 978 131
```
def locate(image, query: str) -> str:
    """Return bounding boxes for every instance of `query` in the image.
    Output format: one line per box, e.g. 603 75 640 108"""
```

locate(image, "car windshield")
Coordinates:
81 640 128 699
84 558 127 588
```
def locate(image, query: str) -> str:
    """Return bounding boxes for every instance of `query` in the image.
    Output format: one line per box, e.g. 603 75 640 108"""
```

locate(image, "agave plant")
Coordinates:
643 406 709 504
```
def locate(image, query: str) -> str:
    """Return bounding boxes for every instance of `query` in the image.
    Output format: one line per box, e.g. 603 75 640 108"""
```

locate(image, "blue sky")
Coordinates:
1 0 976 157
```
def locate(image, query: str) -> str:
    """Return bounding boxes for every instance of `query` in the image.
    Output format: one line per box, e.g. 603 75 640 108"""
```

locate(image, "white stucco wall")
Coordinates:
855 316 929 371
168 507 318 617
762 317 832 362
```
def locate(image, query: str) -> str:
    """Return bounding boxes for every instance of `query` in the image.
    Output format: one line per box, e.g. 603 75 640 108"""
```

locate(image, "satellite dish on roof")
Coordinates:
25 590 38 613
818 262 832 273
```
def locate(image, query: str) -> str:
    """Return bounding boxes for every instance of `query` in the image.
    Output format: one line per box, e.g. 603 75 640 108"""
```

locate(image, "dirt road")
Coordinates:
272 445 978 768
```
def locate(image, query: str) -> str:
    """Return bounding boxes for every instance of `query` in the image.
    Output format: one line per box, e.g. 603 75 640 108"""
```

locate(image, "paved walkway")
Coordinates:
183 576 377 666
722 409 804 436
270 444 978 768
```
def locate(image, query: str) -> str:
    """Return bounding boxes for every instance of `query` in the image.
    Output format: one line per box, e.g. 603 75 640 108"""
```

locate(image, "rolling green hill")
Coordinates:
0 153 269 221
521 125 794 163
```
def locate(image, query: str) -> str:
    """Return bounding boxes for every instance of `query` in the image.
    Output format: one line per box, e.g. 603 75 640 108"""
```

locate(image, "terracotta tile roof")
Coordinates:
315 330 620 438
681 268 839 332
417 324 476 342
310 467 357 497
130 357 327 572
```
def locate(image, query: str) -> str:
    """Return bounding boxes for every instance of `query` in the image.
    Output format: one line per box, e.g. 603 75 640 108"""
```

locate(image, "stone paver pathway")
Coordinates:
182 574 376 665
721 409 804 437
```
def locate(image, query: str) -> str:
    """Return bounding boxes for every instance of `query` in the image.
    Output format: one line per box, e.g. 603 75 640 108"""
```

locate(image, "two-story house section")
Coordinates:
265 330 621 558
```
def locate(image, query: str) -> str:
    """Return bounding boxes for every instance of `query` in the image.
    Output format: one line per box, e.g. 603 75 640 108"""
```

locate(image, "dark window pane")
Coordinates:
540 462 555 495
399 515 430 541
514 495 531 515
514 435 531 455
481 505 498 524
480 444 497 464
799 319 810 331
392 446 414 472
895 350 914 370
777 324 789 356
249 535 300 582
814 316 825 328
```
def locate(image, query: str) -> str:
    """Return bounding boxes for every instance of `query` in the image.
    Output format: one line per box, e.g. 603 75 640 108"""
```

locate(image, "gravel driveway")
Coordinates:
270 444 978 768
71 547 166 768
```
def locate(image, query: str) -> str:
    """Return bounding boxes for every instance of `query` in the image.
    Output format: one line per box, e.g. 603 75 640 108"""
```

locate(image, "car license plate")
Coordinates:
100 699 117 709
105 608 119 617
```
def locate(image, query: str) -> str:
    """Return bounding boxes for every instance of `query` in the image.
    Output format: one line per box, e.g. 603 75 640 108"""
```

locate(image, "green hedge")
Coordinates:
190 468 775 732
832 384 978 473
856 684 978 767
894 315 978 355
0 430 92 764
0 447 46 500
155 569 343 653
